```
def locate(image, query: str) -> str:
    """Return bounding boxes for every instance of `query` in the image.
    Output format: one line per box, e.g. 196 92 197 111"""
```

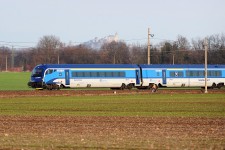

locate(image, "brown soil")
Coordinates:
0 116 224 149
0 88 225 98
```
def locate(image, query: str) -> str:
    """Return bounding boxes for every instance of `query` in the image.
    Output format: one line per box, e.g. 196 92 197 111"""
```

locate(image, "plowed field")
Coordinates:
0 116 224 149
0 88 225 98
0 89 224 149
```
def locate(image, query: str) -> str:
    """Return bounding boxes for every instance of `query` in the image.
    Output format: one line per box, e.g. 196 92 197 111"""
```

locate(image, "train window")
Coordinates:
215 71 222 77
186 71 199 77
179 72 184 77
71 71 126 78
72 72 87 77
186 70 222 77
50 69 54 74
198 71 204 76
76 72 83 77
99 72 105 77
193 71 198 76
113 72 119 77
45 69 54 75
186 71 191 77
71 72 76 77
208 71 222 77
119 72 125 77
31 68 43 77
84 72 91 77
192 71 202 77
106 72 112 77
170 72 175 77
91 72 98 77
208 71 213 76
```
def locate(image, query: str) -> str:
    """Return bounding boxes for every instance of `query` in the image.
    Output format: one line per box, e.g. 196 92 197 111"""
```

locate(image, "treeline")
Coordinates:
0 34 225 71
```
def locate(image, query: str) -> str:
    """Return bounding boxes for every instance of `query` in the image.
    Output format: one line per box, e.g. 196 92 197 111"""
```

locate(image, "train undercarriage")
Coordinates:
28 81 223 91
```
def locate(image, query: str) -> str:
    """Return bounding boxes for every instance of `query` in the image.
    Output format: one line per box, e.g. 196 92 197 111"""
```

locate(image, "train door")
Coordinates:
65 70 70 85
136 70 140 85
162 70 167 84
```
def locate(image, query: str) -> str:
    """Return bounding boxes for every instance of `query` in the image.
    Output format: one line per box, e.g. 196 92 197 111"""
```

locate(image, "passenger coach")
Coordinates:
28 64 141 90
140 64 225 89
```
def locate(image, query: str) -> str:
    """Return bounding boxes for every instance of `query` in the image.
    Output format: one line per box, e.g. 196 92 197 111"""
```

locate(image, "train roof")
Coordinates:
139 64 225 69
36 64 139 69
35 64 225 70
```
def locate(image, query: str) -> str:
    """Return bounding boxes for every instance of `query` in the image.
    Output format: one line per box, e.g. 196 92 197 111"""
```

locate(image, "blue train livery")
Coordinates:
28 64 225 90
139 64 225 89
28 64 141 90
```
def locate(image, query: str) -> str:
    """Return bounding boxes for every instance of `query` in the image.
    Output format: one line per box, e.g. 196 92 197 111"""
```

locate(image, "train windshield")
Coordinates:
31 67 43 77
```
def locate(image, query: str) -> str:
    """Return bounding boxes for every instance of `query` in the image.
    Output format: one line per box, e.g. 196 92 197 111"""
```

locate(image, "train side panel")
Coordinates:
42 65 140 89
69 69 139 88
141 68 162 87
139 64 225 88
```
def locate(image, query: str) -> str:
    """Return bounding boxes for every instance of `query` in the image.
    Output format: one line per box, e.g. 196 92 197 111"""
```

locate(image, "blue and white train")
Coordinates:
28 64 225 90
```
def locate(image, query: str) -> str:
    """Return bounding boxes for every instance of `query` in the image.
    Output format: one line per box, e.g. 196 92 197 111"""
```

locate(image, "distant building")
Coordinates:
84 33 119 50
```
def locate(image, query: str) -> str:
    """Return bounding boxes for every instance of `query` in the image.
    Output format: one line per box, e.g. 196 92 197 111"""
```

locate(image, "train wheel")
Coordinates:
127 84 133 90
60 84 64 89
211 83 217 89
147 83 154 89
217 85 222 89
46 85 52 90
53 84 60 90
217 83 224 89
120 83 126 90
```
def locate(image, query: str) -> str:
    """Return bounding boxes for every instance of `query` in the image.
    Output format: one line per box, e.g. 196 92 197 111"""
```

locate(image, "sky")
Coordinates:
0 0 225 48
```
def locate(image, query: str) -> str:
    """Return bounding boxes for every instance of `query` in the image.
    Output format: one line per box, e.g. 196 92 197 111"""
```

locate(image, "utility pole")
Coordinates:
148 28 150 64
147 28 154 64
204 38 208 94
11 46 14 69
6 55 8 72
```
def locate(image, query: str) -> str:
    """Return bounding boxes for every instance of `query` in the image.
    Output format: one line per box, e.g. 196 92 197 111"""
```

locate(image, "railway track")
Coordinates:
0 89 225 98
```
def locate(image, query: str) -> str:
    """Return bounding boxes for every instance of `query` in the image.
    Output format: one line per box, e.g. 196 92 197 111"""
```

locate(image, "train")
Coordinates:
28 64 225 90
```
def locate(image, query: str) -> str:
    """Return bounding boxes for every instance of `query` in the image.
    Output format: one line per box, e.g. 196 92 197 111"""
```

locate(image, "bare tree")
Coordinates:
100 41 130 64
61 45 97 64
208 34 225 64
0 47 10 71
37 35 63 64
177 35 190 50
191 38 204 50
130 45 146 64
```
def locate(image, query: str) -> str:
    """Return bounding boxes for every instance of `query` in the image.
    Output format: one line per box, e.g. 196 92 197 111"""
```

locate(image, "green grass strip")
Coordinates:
0 94 224 117
0 72 31 90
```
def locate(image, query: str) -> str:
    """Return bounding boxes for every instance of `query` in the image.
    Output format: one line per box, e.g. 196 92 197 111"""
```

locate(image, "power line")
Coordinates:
0 40 36 44
0 36 168 48
0 44 34 48
1 35 225 49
